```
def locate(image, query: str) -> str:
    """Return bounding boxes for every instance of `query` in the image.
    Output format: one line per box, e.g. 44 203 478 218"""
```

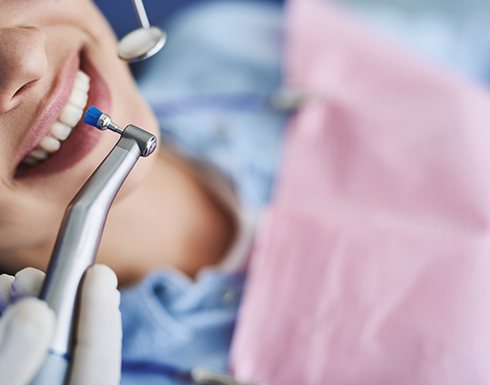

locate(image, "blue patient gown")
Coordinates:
118 2 286 384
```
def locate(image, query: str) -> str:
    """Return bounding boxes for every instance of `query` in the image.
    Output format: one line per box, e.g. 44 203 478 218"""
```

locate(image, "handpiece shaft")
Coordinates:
41 137 141 354
29 137 142 385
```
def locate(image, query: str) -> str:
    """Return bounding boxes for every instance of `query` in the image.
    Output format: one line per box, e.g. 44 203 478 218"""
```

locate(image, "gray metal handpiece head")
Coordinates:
122 124 157 157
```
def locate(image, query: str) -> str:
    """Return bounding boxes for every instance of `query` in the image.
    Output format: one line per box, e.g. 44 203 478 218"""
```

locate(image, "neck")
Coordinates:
98 150 235 285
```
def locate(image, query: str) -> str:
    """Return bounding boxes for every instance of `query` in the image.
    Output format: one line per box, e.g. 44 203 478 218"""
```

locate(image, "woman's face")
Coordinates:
0 0 159 270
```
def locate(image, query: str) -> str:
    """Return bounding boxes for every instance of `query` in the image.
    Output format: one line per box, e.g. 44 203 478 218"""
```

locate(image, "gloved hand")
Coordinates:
0 265 122 385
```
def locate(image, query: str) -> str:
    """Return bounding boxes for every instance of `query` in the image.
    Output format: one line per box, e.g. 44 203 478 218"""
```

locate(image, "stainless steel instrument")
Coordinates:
30 106 157 385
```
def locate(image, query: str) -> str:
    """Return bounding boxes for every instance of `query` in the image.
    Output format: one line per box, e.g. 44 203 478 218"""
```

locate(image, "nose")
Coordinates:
0 26 48 113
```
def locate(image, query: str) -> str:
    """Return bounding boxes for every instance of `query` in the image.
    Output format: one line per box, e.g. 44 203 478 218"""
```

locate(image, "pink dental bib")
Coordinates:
231 1 490 384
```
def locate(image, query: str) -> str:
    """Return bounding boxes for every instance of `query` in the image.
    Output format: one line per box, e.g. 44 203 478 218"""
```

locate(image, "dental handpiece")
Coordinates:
30 106 157 385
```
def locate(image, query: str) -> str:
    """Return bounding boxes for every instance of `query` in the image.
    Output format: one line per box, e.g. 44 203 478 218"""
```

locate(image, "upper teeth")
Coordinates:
21 70 91 167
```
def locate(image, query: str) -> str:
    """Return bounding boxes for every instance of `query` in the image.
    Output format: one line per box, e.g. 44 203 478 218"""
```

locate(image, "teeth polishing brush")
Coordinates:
30 106 157 385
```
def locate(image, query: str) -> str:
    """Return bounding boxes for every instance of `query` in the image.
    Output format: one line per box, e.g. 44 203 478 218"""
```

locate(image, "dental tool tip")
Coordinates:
83 106 103 127
83 105 157 157
84 106 123 134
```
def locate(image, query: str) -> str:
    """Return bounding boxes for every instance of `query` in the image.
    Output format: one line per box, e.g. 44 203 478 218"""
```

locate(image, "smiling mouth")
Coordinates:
20 70 90 168
15 51 111 179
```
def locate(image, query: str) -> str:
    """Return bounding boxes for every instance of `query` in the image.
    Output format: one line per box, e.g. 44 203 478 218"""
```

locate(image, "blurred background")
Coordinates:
94 0 490 86
341 0 490 85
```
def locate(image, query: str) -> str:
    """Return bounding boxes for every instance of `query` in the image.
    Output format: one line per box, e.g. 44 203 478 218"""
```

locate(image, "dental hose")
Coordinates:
29 106 157 385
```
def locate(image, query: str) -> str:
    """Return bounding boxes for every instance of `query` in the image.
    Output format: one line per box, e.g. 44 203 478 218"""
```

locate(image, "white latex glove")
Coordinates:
0 265 122 385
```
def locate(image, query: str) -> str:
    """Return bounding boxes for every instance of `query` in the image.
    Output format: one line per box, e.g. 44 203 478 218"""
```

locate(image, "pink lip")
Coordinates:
15 50 111 179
